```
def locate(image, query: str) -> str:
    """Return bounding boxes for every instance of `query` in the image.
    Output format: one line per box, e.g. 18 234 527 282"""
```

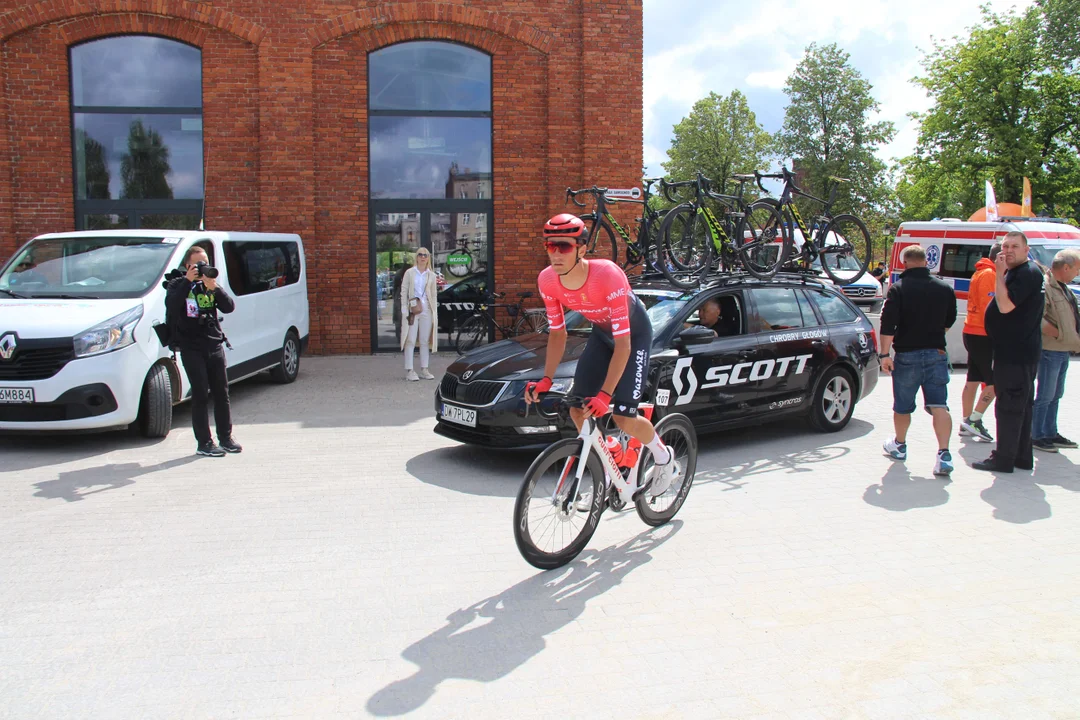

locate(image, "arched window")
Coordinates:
70 36 204 230
368 42 492 200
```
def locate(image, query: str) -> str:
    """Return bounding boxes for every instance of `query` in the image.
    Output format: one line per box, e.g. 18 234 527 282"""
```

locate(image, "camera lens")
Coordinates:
203 266 219 279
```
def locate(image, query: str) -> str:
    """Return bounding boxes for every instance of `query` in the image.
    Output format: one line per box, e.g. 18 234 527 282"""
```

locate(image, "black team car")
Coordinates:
434 273 880 449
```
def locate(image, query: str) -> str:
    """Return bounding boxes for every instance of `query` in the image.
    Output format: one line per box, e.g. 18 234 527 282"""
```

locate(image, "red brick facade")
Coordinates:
0 0 642 353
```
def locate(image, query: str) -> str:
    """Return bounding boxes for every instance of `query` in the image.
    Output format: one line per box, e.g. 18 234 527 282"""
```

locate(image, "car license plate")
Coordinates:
0 387 34 403
441 403 476 427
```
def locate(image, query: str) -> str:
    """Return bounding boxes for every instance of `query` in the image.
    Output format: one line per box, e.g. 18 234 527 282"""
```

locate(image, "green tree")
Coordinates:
662 90 774 195
75 130 111 199
902 0 1080 220
776 42 897 221
120 120 173 200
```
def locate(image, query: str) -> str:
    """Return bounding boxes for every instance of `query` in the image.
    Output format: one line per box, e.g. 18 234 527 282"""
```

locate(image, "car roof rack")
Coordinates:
629 266 829 290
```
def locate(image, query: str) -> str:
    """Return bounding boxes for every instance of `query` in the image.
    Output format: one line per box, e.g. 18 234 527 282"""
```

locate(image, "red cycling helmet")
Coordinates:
543 213 587 243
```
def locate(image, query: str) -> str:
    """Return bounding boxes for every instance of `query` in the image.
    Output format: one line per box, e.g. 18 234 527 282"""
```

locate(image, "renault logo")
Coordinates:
0 333 15 360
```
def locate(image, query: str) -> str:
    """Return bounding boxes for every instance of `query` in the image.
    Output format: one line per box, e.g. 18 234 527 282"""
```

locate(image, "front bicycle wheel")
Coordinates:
736 200 789 280
658 205 710 289
513 438 607 570
635 413 697 526
818 214 872 286
455 314 489 354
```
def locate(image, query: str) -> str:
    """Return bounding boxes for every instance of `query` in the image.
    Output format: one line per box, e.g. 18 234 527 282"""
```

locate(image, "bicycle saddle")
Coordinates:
517 291 533 299
731 174 756 181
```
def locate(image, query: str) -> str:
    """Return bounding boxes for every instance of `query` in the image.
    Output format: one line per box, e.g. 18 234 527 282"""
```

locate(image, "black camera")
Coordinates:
196 261 219 279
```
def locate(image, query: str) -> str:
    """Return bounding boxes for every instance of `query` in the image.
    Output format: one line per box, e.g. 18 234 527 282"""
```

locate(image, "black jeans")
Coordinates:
180 345 232 446
993 360 1037 468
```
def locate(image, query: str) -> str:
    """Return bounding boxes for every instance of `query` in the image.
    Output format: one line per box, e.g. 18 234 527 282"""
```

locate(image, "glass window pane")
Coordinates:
369 42 490 111
223 241 302 296
811 289 859 325
374 213 422 350
71 36 202 108
139 214 201 230
751 288 806 332
82 213 129 230
74 114 203 200
370 116 491 199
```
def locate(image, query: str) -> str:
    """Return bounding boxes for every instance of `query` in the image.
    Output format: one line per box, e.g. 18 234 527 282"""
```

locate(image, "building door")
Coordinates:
371 207 491 352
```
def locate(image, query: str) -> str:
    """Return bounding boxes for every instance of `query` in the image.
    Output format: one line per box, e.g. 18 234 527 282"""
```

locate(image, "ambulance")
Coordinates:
885 217 1080 363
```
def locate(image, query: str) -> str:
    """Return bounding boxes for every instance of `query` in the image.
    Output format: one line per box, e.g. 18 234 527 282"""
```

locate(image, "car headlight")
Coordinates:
73 305 143 358
509 378 573 396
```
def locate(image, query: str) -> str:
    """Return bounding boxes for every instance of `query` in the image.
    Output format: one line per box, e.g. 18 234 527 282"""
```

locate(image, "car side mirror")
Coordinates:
673 325 715 348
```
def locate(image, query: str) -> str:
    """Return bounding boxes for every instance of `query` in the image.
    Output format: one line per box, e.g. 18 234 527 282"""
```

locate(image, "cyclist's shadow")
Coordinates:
366 521 682 717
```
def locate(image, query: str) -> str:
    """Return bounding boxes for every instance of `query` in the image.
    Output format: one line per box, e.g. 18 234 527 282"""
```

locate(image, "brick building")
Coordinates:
0 0 643 353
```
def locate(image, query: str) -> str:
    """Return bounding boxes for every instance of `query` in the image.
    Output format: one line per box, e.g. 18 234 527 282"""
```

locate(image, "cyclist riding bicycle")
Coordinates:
524 213 679 495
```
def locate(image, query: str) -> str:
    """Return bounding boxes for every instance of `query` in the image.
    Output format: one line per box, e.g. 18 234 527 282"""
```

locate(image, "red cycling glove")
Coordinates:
526 376 553 398
584 391 612 417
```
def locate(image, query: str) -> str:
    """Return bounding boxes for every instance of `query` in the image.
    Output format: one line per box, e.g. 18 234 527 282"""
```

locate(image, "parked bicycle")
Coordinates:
755 167 872 286
513 396 697 570
656 172 787 288
565 178 669 271
454 291 548 354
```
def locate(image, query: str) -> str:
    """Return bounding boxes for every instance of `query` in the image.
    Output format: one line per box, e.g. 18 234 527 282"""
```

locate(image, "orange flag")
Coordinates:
1022 177 1033 217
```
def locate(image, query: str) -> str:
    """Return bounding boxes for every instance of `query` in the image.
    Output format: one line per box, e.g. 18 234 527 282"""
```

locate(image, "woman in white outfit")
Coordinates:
399 248 439 381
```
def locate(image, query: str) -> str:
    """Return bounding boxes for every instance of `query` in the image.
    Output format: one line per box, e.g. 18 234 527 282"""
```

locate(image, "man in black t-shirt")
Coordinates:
975 231 1046 472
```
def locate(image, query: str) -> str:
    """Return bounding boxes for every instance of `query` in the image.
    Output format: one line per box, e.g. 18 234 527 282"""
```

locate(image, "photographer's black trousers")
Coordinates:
180 346 232 446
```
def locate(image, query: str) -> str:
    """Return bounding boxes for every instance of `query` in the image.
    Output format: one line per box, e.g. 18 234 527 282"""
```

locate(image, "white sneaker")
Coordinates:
406 370 419 382
882 437 907 460
648 445 681 497
419 368 435 380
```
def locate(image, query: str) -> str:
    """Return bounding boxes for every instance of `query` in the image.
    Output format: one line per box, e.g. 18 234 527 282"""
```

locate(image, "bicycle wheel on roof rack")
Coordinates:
818 214 872 286
736 200 789 280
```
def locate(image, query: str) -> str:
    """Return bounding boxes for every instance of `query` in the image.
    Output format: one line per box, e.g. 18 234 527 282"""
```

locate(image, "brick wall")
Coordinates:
0 0 643 354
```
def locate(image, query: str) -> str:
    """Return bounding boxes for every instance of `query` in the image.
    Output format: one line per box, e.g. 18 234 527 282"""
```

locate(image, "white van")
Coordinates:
0 230 309 436
882 218 1080 363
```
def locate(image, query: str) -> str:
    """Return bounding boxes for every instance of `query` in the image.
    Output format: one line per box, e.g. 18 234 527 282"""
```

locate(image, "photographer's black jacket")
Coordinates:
165 274 235 352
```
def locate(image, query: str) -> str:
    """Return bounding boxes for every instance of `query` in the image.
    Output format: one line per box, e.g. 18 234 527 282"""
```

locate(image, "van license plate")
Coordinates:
0 387 34 403
441 403 476 427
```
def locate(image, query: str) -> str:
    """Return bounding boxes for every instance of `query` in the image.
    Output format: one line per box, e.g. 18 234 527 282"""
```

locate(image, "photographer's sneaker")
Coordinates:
219 437 243 454
960 417 993 442
933 449 954 477
197 442 226 458
405 370 419 382
419 368 435 380
883 437 907 461
1051 434 1078 449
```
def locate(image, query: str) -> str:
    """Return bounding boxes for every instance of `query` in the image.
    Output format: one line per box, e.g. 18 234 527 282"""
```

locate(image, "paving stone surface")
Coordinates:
2 354 1079 719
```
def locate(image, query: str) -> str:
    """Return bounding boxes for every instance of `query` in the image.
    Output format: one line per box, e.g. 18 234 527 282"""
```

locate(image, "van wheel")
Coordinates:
137 364 173 438
808 367 855 432
269 330 301 384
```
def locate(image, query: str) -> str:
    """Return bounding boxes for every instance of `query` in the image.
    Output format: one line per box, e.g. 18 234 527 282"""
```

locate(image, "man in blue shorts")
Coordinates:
878 245 958 476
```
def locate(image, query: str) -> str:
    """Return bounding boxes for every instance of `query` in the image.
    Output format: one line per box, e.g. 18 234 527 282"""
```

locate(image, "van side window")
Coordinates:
223 241 302 296
939 244 989 279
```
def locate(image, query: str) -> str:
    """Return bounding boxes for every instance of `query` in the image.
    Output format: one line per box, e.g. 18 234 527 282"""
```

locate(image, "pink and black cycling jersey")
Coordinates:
538 259 638 337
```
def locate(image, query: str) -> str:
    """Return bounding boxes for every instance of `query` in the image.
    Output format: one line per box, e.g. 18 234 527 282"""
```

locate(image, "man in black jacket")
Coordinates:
975 231 1045 472
878 245 958 476
166 246 240 457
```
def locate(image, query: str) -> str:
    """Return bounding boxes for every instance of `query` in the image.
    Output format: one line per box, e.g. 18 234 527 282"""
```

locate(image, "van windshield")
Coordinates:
0 236 178 299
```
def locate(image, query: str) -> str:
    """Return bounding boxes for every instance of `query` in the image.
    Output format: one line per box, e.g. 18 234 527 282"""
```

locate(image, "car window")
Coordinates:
223 240 302 296
749 288 806 332
795 289 821 326
809 289 860 324
683 293 745 337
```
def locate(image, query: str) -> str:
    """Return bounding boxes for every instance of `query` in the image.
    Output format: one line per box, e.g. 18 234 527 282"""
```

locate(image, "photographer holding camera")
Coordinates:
165 246 240 457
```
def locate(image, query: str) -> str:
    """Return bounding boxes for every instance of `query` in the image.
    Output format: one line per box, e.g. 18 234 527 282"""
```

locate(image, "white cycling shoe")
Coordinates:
647 447 681 497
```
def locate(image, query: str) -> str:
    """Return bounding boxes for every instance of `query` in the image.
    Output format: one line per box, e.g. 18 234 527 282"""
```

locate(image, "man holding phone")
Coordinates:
165 245 240 457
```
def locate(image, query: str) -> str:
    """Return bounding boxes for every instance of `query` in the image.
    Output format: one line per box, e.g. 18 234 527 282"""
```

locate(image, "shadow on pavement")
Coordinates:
863 461 950 512
31 456 200 502
366 522 681 717
406 444 537 498
0 432 167 473
980 474 1052 524
690 417 874 491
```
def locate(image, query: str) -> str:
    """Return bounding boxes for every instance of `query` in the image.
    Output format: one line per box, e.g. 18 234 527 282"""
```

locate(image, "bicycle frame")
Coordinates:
552 404 656 511
770 170 841 260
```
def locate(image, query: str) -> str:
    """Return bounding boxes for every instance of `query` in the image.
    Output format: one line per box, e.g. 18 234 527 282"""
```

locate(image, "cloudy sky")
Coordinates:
643 0 1034 177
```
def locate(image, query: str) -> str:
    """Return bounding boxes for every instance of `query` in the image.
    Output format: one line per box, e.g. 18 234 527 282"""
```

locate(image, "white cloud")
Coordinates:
643 0 1036 176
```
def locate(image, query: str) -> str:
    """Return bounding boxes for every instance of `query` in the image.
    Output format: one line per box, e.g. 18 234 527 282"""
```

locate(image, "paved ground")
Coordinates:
2 354 1079 720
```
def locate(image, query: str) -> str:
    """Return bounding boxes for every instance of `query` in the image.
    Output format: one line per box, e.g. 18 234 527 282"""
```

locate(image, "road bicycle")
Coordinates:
513 396 697 570
754 167 872 286
565 178 669 271
454 291 548 354
657 172 787 288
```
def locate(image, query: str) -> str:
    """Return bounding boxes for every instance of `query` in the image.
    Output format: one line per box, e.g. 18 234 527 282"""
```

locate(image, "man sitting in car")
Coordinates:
687 297 741 337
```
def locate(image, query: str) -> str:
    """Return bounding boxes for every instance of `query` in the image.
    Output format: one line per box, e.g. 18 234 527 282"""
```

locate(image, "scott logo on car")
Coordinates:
671 354 814 405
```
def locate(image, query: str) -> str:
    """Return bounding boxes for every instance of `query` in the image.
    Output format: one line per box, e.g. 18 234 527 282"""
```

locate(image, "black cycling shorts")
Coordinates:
963 333 994 384
572 297 652 417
